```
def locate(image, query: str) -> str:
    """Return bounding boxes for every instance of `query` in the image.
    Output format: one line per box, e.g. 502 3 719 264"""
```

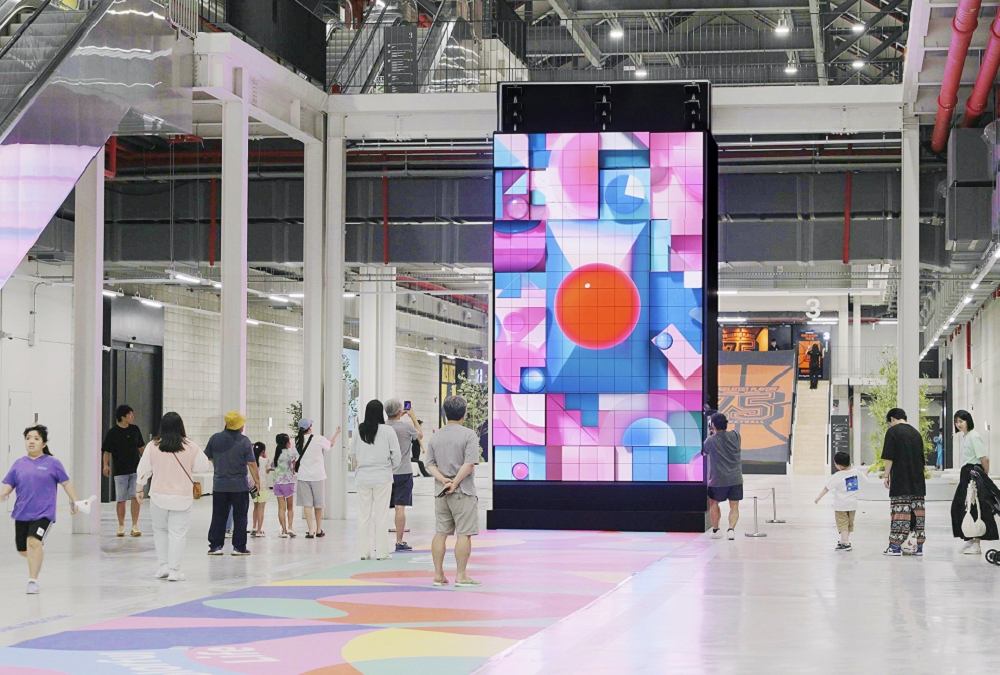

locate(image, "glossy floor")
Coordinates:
2 474 997 675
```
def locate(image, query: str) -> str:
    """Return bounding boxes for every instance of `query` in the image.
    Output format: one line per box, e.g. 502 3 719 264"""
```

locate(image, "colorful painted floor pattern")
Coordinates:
0 530 696 675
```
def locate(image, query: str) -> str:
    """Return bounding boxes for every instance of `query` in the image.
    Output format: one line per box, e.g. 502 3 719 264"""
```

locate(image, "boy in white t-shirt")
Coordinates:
815 451 865 551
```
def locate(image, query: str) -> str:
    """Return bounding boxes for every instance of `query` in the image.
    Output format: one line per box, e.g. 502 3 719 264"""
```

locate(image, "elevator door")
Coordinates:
103 342 162 501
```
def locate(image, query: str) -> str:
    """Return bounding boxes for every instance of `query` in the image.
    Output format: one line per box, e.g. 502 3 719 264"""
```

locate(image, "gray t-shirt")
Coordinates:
703 430 742 488
426 423 480 496
203 429 255 492
386 419 417 475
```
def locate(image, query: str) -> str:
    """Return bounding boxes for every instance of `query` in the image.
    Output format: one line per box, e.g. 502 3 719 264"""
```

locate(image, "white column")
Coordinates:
899 119 920 420
837 295 849 378
323 124 347 520
359 264 378 409
852 294 862 458
852 294 862 377
302 141 324 419
377 266 396 401
220 84 249 418
72 148 104 534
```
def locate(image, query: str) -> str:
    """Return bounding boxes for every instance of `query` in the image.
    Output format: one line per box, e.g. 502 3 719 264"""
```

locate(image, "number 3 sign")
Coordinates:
805 297 821 320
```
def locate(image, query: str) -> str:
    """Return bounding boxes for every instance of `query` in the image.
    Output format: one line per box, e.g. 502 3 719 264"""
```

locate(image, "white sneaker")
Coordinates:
964 541 982 555
710 529 723 539
155 565 170 579
168 570 186 582
26 580 39 594
727 529 736 540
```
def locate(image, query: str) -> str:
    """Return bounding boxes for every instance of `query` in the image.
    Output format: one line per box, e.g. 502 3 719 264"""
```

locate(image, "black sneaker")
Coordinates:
395 542 413 552
883 544 902 556
207 547 223 556
231 549 251 556
836 542 852 551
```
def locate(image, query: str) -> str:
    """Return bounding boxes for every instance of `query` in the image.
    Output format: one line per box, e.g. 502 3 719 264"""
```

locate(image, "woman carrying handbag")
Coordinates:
950 410 998 555
137 412 212 581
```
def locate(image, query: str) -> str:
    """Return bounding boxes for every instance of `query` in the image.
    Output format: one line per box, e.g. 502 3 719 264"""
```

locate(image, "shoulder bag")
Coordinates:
294 435 314 474
962 480 987 538
173 451 202 500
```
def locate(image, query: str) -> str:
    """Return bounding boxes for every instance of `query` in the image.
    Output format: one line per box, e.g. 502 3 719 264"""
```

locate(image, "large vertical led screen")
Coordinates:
493 132 706 483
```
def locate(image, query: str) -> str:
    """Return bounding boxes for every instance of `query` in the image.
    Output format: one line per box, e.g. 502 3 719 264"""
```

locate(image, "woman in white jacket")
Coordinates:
352 399 400 560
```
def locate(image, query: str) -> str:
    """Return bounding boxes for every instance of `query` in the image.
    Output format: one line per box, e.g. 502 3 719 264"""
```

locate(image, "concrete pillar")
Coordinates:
899 119 920 420
377 266 396 401
853 294 862 378
838 295 849 378
323 124 347 520
302 141 324 419
71 148 105 534
220 83 249 419
358 265 378 410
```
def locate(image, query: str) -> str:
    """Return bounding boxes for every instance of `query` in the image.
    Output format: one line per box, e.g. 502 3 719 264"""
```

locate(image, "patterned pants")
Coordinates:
889 495 926 546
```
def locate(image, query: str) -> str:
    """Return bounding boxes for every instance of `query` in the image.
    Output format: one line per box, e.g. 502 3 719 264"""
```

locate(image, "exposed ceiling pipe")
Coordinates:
931 0 982 152
962 16 1000 126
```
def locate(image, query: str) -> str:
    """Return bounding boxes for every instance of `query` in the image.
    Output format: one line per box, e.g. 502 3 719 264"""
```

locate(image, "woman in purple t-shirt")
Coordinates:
1 425 80 594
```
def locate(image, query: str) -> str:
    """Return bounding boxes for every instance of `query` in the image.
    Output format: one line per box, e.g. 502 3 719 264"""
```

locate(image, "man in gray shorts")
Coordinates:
701 412 743 540
426 394 481 587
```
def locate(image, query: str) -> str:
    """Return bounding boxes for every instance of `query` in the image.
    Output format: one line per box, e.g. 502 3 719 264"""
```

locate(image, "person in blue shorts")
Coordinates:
701 413 743 540
1 425 81 594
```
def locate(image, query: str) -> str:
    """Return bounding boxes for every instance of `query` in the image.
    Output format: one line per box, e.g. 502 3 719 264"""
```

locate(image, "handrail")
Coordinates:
0 0 43 37
414 0 444 61
329 0 388 87
0 0 115 136
0 0 52 63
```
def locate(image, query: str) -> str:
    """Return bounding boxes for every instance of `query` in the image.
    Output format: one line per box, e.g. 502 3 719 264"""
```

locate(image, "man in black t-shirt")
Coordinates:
102 404 146 537
881 407 927 556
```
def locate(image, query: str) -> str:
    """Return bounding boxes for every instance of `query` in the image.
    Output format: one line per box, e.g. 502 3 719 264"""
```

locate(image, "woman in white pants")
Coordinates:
137 412 211 581
352 400 400 560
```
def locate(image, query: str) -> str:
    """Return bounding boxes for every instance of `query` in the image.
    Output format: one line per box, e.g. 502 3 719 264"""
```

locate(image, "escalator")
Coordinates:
0 0 191 291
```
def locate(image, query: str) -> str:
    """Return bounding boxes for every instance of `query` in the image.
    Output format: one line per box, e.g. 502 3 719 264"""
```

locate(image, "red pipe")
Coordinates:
932 0 983 152
967 321 972 369
843 170 852 264
104 136 117 179
963 16 1000 126
209 178 218 267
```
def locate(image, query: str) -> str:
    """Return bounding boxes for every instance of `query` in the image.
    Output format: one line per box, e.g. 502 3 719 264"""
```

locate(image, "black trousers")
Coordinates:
209 490 250 551
809 367 820 389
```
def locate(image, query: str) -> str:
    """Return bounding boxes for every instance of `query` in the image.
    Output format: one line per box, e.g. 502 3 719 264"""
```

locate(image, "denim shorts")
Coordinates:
114 474 137 502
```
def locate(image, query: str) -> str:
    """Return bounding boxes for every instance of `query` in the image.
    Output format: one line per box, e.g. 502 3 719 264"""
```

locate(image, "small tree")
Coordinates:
287 400 302 434
866 347 932 475
456 371 489 460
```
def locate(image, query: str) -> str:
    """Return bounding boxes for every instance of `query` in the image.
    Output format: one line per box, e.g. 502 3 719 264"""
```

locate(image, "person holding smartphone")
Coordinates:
384 398 423 552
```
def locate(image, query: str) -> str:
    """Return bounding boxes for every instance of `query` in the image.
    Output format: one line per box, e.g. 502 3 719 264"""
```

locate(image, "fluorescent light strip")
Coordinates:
102 290 118 298
174 273 201 284
283 326 299 332
288 293 304 299
247 319 260 325
717 290 738 295
140 299 163 308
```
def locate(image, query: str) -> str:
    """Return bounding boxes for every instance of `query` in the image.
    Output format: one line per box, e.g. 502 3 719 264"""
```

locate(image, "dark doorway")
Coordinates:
101 342 163 502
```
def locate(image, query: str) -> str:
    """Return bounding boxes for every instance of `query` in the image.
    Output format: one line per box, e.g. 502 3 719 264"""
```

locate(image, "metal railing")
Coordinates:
324 11 905 94
829 345 896 379
166 0 197 38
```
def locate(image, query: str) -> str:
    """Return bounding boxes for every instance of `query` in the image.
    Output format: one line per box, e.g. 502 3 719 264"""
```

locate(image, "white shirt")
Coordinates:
351 425 400 487
257 454 273 490
824 467 865 512
295 433 332 482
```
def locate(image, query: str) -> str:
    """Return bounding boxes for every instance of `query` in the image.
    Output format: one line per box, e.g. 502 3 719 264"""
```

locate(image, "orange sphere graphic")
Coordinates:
554 263 641 349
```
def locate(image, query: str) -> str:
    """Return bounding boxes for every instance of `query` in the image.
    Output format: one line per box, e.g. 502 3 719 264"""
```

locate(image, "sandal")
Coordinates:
316 530 326 538
305 533 314 539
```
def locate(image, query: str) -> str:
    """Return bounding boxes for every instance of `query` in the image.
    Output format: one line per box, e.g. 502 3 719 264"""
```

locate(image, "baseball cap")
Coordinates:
298 418 313 431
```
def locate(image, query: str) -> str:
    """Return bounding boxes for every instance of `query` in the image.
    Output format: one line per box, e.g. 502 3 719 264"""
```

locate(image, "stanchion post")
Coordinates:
766 487 786 524
745 496 767 537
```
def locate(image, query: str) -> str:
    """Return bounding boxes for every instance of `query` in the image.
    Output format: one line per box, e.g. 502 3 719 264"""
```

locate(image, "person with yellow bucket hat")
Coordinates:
204 411 260 556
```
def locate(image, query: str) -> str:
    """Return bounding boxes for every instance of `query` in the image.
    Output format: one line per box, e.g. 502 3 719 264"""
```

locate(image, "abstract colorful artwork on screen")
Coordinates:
493 132 706 483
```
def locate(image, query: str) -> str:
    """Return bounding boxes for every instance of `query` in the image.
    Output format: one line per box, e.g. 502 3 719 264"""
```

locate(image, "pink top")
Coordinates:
137 439 212 510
